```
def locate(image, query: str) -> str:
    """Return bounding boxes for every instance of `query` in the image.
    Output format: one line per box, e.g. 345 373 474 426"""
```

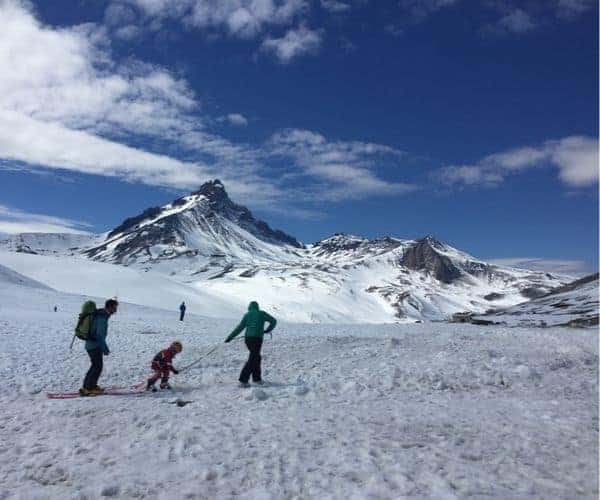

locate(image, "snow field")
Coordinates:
0 282 598 499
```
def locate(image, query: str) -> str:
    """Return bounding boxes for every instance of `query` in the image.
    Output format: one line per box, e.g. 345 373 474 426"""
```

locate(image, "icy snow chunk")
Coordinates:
514 364 542 384
548 355 574 371
294 384 309 396
101 485 120 497
253 388 269 401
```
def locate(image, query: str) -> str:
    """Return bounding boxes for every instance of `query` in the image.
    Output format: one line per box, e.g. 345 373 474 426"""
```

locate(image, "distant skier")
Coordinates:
225 301 277 387
146 341 182 391
53 305 57 312
79 298 118 396
179 301 186 321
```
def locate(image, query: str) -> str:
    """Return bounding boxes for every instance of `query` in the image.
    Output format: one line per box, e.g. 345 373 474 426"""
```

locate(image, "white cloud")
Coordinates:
104 2 138 27
260 25 323 63
555 0 596 19
0 110 212 189
0 1 198 140
267 129 415 201
436 136 599 189
398 0 461 21
0 205 91 234
0 1 415 214
126 0 309 38
226 113 249 126
489 257 594 277
484 8 536 35
320 0 351 13
384 24 404 37
0 1 265 197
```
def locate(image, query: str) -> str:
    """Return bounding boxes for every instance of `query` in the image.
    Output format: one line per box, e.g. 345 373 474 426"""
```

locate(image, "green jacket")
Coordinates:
226 301 277 342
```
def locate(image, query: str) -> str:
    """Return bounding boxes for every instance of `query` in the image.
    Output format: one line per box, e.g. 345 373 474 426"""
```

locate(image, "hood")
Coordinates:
248 301 259 311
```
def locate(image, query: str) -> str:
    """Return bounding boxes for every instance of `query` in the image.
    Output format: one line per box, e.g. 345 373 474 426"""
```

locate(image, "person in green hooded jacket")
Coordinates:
225 301 277 387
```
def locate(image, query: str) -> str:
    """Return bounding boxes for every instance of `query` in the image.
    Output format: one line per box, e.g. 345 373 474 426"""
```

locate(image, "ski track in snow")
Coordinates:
0 283 598 499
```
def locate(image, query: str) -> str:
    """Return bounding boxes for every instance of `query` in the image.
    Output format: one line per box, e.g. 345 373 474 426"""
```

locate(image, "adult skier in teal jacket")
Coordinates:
225 301 277 387
80 298 118 396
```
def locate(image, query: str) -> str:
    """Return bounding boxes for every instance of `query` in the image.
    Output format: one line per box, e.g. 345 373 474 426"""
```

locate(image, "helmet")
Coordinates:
170 341 183 353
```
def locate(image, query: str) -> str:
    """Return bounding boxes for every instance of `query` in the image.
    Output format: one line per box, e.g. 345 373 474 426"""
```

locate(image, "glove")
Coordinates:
224 336 232 343
172 369 179 375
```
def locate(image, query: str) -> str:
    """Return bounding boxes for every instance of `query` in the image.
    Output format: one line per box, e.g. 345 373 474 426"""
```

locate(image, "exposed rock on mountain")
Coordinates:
467 273 599 327
0 181 575 323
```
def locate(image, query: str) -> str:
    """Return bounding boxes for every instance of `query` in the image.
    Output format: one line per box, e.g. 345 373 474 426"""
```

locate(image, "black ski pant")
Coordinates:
83 348 103 389
179 311 185 321
239 337 263 383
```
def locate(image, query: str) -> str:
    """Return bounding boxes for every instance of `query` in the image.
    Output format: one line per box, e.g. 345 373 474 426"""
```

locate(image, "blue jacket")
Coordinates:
85 310 110 354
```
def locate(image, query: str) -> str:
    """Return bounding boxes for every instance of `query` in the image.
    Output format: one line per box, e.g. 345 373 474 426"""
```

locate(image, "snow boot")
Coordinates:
253 380 266 386
146 381 157 392
79 387 102 396
239 382 251 389
160 383 172 390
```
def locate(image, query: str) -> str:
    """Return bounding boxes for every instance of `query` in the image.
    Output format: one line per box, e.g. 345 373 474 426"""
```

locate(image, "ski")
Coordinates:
46 382 146 399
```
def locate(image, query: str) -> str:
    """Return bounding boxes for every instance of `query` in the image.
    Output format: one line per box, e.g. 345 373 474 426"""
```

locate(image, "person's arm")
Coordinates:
95 316 110 355
225 315 247 342
263 312 277 334
90 315 110 356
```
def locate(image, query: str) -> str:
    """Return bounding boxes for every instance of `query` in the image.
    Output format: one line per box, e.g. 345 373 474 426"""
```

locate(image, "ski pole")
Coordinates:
179 343 221 373
69 334 76 350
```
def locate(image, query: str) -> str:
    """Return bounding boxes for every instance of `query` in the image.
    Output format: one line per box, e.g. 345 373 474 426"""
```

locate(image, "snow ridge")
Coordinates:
0 181 584 324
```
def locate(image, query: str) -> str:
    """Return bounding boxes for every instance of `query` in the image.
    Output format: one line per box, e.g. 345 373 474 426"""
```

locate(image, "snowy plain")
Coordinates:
0 275 598 499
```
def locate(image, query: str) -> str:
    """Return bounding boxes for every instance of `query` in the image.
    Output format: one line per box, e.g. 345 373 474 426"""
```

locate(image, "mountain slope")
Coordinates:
469 273 599 327
84 180 302 267
0 263 53 290
0 251 241 318
0 180 572 323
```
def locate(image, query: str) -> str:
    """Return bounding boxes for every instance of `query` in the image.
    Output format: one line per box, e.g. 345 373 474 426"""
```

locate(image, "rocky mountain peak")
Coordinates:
418 235 446 251
401 236 462 284
313 233 367 253
193 179 229 205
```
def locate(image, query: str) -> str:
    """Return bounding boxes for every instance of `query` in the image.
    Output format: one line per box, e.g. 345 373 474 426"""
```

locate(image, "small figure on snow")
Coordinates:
146 341 183 391
224 301 277 388
179 301 186 322
54 305 58 312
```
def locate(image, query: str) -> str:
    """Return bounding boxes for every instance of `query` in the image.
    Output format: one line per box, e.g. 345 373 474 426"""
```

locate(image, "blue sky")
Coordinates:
0 0 598 274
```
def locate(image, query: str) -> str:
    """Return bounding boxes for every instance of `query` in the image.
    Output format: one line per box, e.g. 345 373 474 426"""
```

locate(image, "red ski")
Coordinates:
47 382 146 399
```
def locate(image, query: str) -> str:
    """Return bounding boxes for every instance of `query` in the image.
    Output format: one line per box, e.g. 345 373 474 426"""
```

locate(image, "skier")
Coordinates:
224 301 277 387
146 341 182 391
179 301 186 321
53 305 57 312
79 298 118 396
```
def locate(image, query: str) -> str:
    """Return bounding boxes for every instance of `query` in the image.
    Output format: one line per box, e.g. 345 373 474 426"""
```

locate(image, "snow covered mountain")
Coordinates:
0 263 53 290
0 232 101 256
84 179 302 266
0 180 573 323
468 273 599 327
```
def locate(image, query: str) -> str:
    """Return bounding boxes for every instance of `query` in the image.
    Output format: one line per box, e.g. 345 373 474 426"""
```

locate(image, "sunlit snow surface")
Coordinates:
0 277 597 499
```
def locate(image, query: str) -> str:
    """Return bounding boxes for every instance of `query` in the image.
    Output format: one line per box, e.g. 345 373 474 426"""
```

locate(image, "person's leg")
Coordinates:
239 337 253 383
249 338 263 382
160 369 171 388
147 370 160 388
83 349 103 390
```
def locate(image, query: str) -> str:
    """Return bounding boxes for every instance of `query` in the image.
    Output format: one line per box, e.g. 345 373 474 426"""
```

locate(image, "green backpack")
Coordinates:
75 300 97 340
